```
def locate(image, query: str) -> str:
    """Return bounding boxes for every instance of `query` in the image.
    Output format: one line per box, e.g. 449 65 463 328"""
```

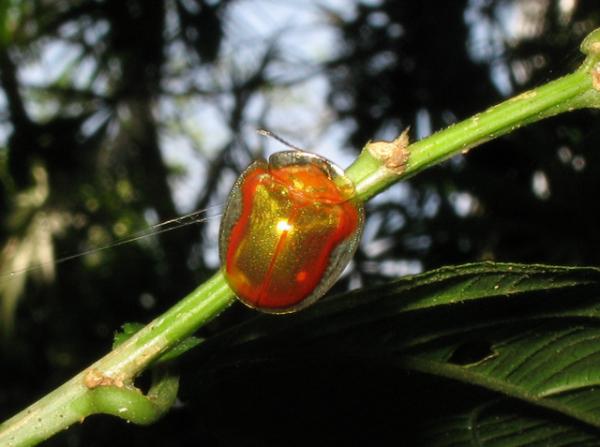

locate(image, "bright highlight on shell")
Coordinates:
275 219 292 234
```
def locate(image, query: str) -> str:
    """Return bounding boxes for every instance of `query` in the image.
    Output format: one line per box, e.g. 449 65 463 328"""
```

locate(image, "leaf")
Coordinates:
184 262 600 446
417 400 600 446
113 322 144 349
157 335 203 364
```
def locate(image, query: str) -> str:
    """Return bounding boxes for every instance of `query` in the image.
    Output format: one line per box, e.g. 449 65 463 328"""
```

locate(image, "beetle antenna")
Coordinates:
257 129 305 152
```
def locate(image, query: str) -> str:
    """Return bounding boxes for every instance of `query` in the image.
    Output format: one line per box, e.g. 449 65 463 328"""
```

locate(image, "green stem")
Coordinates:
345 34 600 200
3 27 600 447
0 271 234 447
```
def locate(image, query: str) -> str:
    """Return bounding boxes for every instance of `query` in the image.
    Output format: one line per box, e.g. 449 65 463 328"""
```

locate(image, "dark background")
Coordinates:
1 0 600 445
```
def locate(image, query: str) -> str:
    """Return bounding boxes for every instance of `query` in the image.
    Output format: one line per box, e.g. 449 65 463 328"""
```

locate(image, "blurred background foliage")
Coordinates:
1 0 600 445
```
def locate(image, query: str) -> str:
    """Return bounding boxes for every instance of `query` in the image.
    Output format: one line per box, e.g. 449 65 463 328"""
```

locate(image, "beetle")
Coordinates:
219 150 364 313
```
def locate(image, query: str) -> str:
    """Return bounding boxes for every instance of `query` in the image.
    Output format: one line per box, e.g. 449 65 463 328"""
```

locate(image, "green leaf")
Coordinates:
187 262 600 446
112 322 144 349
156 335 203 364
418 400 600 446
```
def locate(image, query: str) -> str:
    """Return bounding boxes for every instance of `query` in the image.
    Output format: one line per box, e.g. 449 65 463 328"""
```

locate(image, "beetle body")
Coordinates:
219 151 363 313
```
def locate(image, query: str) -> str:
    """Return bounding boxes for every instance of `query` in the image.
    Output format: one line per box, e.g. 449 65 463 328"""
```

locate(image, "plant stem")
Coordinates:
345 36 600 200
3 27 600 447
0 271 234 447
